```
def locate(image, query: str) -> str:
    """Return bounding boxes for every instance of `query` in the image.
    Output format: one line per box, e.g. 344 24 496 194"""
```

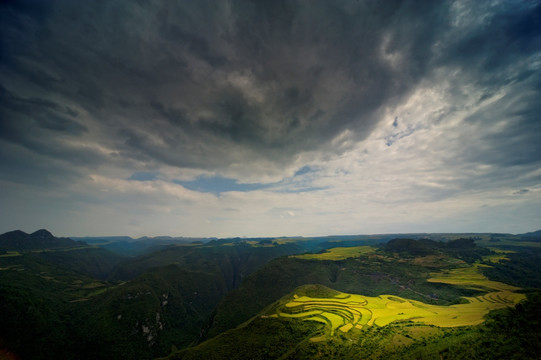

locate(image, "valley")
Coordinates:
1 230 540 359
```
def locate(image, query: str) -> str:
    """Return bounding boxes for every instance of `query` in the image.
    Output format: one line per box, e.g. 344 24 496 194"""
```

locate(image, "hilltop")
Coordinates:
0 229 86 251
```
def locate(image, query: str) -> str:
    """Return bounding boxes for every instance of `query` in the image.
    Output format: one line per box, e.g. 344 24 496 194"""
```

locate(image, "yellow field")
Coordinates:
274 261 525 336
487 248 516 254
427 264 520 292
0 251 22 258
482 250 515 263
292 246 375 260
278 290 524 334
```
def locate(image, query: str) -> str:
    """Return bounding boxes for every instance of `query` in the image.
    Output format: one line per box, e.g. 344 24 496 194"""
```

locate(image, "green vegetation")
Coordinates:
162 317 324 360
481 248 541 288
0 250 234 359
0 229 322 359
384 238 491 263
274 265 525 335
166 288 541 360
0 254 117 359
2 230 541 359
107 240 305 282
0 250 21 257
292 246 375 260
427 263 519 292
36 246 125 280
205 241 492 339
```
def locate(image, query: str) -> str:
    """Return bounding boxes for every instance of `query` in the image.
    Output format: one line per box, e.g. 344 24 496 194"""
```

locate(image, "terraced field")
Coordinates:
271 260 525 337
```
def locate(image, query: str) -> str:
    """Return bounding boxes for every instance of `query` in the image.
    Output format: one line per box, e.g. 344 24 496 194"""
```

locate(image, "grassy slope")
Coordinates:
166 283 541 360
185 242 540 360
275 267 524 332
162 317 324 360
281 294 541 360
205 249 484 338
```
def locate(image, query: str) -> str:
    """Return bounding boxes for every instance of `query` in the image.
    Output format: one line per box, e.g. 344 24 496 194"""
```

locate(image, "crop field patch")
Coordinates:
292 246 375 260
276 291 524 335
427 264 520 292
273 262 525 337
0 251 22 258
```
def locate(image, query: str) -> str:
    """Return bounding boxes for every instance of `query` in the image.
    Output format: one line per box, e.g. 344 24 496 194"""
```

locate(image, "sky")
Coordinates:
1 0 540 238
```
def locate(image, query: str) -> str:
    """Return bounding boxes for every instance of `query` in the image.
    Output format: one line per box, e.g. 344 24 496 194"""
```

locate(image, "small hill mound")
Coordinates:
518 230 541 241
385 238 439 256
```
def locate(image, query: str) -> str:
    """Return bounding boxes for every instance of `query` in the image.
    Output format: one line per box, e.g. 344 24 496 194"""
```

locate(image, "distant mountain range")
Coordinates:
70 235 212 256
3 229 540 256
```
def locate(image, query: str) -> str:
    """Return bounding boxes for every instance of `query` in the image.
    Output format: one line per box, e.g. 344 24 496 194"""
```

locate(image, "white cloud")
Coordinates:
1 0 540 237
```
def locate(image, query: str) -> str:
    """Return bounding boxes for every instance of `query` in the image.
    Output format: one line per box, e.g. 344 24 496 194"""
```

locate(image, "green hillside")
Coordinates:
1 231 540 359
205 239 490 338
74 264 231 359
107 240 306 282
0 229 125 279
0 230 317 359
165 283 541 360
166 248 541 360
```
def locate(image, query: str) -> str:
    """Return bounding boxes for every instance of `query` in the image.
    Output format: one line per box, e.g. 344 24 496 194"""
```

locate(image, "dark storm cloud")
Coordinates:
0 84 103 172
1 0 540 180
0 140 83 187
0 85 86 136
1 0 448 170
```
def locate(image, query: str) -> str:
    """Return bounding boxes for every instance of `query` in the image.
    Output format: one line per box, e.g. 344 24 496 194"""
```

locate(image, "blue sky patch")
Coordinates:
175 176 272 195
176 166 322 195
294 166 316 177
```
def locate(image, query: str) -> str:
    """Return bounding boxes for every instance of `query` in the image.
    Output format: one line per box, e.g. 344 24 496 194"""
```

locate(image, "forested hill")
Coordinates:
0 229 124 280
518 230 541 241
0 229 86 251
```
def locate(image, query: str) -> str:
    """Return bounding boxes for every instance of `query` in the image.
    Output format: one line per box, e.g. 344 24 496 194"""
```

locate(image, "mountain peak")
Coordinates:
0 229 81 251
0 230 29 240
30 229 54 238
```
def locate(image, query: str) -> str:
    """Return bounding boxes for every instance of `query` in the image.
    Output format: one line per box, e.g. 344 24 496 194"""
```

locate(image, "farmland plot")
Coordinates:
272 260 525 337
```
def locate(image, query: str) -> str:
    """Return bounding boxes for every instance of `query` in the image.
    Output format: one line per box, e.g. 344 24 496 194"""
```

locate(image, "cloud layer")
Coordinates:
1 0 540 236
